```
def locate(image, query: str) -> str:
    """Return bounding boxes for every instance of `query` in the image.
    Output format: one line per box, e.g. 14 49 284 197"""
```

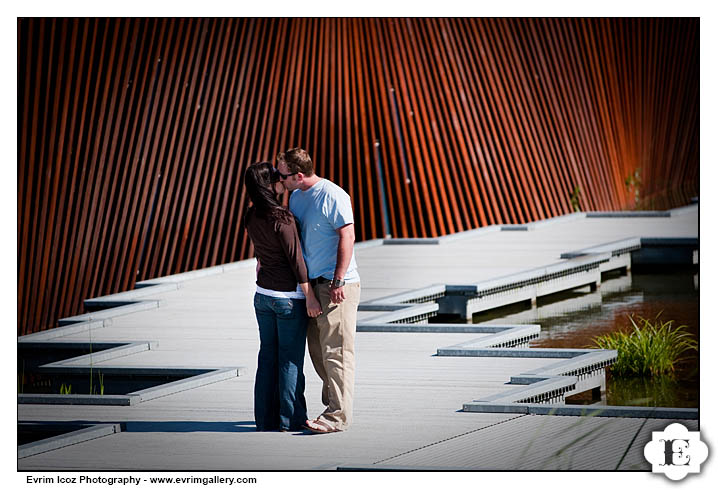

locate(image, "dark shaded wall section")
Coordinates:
18 18 699 335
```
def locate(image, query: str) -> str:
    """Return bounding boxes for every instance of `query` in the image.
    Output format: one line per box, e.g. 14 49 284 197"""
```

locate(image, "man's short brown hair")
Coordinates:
277 147 314 176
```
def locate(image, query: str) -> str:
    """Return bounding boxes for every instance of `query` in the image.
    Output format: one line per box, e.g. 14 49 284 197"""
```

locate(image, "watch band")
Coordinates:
330 278 345 288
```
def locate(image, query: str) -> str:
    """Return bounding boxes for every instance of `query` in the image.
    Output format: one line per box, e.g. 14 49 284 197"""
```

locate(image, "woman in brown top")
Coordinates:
244 162 321 432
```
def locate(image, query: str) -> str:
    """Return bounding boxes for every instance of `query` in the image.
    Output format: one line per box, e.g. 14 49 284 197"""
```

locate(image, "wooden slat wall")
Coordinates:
17 17 699 335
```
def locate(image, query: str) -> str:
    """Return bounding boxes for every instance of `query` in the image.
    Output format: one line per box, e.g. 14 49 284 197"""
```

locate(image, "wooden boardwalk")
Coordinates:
17 208 699 471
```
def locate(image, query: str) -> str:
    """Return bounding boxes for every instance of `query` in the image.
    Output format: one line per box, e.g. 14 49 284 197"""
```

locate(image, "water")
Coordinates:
444 269 699 408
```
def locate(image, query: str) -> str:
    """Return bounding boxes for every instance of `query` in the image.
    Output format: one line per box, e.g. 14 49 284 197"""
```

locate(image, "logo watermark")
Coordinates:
644 422 708 481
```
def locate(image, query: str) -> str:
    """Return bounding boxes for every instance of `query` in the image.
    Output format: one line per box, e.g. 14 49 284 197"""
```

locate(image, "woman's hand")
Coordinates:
298 282 322 318
306 294 322 318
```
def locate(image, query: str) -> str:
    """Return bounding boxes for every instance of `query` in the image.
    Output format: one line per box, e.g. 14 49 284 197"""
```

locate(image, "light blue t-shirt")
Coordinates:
289 179 360 283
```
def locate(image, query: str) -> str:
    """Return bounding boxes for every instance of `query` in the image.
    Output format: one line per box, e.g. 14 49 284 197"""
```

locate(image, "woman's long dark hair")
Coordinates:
244 162 294 224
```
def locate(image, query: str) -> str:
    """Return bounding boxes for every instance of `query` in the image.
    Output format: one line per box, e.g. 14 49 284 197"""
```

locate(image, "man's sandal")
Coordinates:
304 419 339 434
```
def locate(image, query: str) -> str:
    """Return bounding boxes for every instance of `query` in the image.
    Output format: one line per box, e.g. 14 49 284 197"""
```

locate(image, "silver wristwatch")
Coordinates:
330 278 345 288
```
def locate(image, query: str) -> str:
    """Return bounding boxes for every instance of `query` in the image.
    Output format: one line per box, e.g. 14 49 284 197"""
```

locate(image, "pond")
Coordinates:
17 343 208 396
444 269 699 408
18 342 117 371
18 369 194 396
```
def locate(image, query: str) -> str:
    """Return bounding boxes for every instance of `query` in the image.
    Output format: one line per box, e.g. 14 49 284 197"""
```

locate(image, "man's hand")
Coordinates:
329 285 345 304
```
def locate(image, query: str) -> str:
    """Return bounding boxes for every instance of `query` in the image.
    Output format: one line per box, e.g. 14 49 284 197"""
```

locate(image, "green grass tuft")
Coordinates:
592 313 697 377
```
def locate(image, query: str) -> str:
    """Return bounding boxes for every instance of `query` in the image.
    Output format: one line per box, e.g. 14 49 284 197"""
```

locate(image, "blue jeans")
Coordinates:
253 293 308 431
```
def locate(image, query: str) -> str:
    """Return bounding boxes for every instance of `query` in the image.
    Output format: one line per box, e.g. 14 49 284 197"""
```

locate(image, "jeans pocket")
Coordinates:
272 298 295 318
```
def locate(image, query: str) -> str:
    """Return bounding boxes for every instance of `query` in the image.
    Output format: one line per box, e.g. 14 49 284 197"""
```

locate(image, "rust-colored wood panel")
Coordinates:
184 18 236 273
367 18 413 237
412 18 471 232
203 19 249 269
17 18 699 335
351 19 378 239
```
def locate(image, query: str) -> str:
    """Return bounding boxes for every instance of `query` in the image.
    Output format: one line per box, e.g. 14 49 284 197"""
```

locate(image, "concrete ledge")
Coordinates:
84 282 181 308
18 423 122 458
437 326 541 352
354 238 386 250
134 258 256 287
436 346 588 358
439 341 617 411
58 301 161 326
462 326 540 348
37 258 259 341
586 211 671 218
527 404 699 419
560 237 641 259
378 226 504 246
437 255 606 319
19 367 244 406
18 394 139 406
41 342 159 367
130 367 241 402
359 303 438 324
357 304 409 312
669 204 698 216
390 214 587 246
19 320 107 342
383 238 440 245
530 212 586 228
438 225 502 243
135 265 230 285
460 271 599 316
388 213 588 244
463 403 699 419
446 342 689 420
476 376 578 404
470 254 608 294
362 284 446 306
462 403 531 414
527 350 617 377
358 324 509 333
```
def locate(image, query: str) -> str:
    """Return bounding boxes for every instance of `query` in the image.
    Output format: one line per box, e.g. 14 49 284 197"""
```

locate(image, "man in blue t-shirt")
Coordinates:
276 148 360 434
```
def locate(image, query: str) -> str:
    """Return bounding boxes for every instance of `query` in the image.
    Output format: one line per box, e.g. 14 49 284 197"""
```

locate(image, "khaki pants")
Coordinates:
307 282 360 431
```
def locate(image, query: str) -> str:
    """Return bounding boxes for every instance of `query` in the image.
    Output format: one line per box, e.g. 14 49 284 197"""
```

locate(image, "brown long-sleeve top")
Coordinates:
245 207 309 292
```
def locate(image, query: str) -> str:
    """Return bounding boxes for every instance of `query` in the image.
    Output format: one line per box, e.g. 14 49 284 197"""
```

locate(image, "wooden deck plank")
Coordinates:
367 414 699 470
18 208 699 471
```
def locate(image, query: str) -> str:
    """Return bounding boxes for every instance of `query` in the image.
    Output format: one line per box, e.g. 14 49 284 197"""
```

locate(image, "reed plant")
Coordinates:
93 371 105 396
88 326 105 395
592 314 697 377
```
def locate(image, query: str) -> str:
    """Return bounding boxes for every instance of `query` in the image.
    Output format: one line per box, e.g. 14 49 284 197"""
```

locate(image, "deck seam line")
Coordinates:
372 414 528 465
